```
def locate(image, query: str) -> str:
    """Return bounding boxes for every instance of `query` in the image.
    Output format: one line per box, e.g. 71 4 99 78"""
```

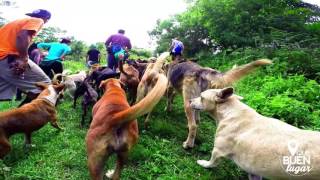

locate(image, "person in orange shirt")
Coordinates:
0 9 52 105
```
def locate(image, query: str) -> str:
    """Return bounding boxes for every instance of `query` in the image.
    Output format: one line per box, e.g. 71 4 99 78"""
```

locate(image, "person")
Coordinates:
0 9 52 104
38 38 72 79
28 42 43 65
169 37 184 61
86 45 101 68
105 29 132 71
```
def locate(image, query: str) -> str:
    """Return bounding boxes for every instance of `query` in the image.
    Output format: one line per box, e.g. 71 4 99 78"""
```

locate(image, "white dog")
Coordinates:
53 70 86 98
190 87 320 180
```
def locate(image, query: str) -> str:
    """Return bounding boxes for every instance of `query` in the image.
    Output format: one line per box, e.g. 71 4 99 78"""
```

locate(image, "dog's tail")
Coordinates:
217 59 272 87
112 74 168 125
152 52 170 73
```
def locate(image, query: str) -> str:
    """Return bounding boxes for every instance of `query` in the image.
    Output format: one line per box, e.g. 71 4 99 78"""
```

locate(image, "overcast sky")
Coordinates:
0 0 187 49
1 0 319 49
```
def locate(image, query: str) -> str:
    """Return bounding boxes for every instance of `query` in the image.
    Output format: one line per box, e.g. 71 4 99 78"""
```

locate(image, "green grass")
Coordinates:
0 60 246 179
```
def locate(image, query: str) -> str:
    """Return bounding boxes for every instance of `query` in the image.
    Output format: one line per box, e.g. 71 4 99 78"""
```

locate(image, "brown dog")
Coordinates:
136 52 170 128
166 59 272 149
86 74 168 180
119 60 140 104
0 82 64 158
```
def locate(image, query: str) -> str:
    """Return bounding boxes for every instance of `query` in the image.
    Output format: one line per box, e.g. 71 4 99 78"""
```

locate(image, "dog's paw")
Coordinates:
105 169 114 179
197 160 214 168
182 141 194 149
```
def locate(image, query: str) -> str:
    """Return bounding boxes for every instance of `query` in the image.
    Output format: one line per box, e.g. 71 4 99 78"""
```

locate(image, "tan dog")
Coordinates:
0 83 64 158
86 74 167 180
167 59 272 149
136 52 170 128
190 87 320 180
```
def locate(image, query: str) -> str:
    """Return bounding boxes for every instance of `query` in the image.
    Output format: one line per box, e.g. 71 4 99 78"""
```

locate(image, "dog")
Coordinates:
80 80 98 127
136 52 170 128
0 82 64 158
190 87 320 180
86 74 167 180
119 60 140 104
166 59 272 149
88 66 120 96
52 71 77 99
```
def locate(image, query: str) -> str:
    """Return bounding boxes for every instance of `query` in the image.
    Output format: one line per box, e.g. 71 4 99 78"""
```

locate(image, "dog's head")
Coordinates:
99 78 124 90
190 87 243 111
35 82 65 105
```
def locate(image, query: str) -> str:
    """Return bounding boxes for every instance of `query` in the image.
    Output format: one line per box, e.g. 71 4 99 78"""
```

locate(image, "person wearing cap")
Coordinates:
169 37 184 61
0 9 51 104
86 45 101 68
105 29 132 71
38 38 72 79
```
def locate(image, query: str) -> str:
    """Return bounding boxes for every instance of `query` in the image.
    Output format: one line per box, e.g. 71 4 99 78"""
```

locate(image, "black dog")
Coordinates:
88 66 120 97
73 77 98 127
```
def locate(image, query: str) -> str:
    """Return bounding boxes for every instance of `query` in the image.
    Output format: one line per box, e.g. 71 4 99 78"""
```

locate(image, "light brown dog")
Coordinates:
136 52 170 128
167 59 272 149
0 83 64 158
86 74 168 180
190 87 320 180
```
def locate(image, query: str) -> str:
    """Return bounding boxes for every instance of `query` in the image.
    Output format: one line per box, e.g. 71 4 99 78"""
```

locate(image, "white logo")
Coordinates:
281 140 312 176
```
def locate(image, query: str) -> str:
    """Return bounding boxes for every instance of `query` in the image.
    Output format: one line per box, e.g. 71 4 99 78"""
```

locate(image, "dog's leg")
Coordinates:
0 136 11 159
24 133 34 147
248 174 262 180
81 103 87 128
144 112 152 129
50 116 63 131
165 85 175 112
106 151 128 180
87 142 110 180
197 148 224 168
182 84 200 149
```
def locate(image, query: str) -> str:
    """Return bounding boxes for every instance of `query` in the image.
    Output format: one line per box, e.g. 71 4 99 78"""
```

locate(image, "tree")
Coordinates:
33 27 67 43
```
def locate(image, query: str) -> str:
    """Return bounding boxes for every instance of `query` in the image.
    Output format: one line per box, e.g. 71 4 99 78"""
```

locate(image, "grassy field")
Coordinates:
0 60 246 180
3 55 319 180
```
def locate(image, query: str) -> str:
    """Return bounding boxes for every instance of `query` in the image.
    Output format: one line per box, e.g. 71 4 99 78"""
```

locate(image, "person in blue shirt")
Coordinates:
38 38 71 79
169 37 184 61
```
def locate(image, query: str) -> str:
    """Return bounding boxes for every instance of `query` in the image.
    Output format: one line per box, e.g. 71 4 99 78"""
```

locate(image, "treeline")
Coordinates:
150 0 320 56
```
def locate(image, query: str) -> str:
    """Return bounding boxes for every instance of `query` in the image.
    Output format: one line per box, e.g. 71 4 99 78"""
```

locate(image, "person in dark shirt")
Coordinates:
86 45 101 68
105 29 132 71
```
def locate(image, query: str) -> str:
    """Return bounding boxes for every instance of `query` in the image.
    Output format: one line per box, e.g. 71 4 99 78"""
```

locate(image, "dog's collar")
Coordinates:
37 98 56 107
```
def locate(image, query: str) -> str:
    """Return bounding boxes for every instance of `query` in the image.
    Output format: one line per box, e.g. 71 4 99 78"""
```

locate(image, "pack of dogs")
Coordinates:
1 52 319 180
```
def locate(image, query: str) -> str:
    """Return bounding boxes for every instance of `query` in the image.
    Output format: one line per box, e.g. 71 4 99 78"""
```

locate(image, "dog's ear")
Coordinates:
99 79 110 89
216 87 234 102
35 82 48 90
53 83 65 93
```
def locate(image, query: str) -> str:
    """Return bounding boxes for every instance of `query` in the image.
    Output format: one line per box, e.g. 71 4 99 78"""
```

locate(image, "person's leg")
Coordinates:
107 53 115 70
0 58 51 103
51 61 63 74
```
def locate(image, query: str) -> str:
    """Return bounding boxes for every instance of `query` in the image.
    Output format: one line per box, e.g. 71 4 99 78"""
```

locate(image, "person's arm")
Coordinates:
86 51 90 63
126 39 132 50
37 42 51 50
16 30 34 61
105 36 112 47
60 46 71 60
98 52 101 63
168 42 174 52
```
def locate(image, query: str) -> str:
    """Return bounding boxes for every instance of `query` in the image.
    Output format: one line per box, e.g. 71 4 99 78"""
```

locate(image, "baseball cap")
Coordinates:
26 9 51 20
